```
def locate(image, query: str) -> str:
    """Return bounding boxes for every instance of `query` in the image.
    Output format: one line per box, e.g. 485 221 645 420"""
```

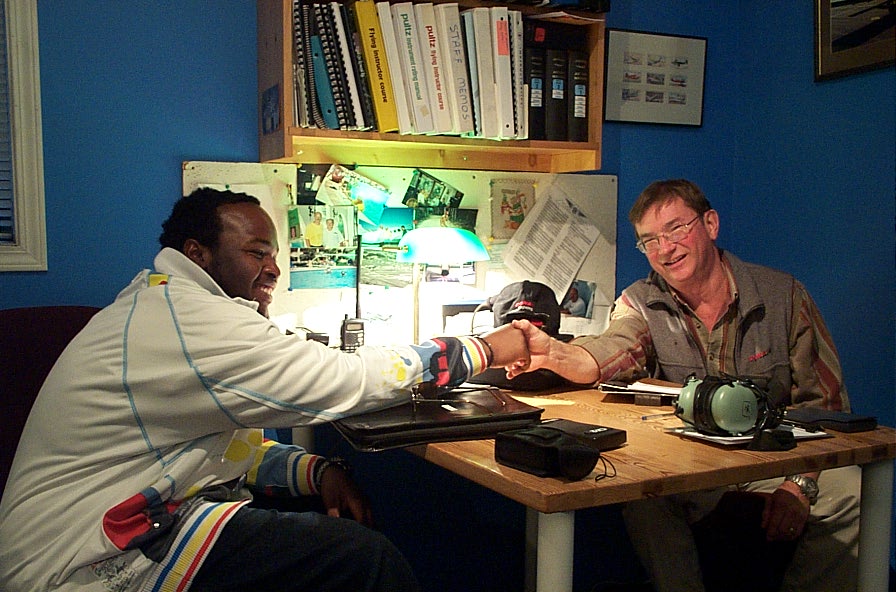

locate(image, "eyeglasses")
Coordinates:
636 213 704 254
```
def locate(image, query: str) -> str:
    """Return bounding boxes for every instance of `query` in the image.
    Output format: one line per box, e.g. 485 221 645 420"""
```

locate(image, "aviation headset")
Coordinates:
674 374 782 437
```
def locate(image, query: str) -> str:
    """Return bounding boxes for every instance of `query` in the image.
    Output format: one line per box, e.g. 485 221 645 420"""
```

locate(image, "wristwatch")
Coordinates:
315 456 352 491
785 474 819 505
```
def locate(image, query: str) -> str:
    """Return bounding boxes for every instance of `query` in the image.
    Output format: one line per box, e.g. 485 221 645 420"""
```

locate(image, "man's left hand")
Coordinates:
761 485 810 541
319 464 374 527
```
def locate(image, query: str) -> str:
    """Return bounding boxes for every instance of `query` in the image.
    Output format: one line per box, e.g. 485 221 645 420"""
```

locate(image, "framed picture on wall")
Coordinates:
603 29 707 126
814 0 895 81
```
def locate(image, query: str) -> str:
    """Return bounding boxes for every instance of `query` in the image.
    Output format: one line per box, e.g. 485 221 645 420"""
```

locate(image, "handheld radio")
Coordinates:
340 316 364 352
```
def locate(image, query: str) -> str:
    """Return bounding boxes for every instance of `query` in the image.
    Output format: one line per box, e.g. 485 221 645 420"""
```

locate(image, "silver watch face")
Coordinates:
789 475 819 501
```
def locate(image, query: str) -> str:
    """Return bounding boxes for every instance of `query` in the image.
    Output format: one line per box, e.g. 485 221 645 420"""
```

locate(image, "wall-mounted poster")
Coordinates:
604 29 707 126
490 177 536 240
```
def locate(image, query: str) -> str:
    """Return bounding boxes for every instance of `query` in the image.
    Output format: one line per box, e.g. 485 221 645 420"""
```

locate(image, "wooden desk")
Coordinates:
410 388 896 592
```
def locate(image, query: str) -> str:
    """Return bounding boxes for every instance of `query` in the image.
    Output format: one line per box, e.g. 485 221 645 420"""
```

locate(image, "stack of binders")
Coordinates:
289 0 591 142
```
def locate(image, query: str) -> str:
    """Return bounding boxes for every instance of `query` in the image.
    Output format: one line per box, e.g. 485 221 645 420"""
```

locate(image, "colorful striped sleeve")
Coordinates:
247 440 325 497
409 336 491 394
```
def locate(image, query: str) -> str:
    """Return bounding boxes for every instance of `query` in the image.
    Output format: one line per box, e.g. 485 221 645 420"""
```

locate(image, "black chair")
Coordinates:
0 305 101 495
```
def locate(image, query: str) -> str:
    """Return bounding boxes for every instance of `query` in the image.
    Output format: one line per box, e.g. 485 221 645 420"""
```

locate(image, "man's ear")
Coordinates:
703 209 720 240
183 238 210 269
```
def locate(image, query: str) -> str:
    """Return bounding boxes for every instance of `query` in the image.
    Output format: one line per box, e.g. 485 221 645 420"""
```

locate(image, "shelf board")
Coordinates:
261 127 601 173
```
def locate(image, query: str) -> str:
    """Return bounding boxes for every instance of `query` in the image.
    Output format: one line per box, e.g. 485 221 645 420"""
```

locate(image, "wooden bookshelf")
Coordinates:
257 0 606 172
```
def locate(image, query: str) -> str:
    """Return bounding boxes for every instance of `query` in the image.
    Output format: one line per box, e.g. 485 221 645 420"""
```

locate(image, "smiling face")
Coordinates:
634 196 719 292
185 202 280 316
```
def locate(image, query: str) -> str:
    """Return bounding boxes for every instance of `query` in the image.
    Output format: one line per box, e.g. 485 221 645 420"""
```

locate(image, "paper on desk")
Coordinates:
512 395 575 407
600 378 681 396
629 379 682 395
669 425 832 446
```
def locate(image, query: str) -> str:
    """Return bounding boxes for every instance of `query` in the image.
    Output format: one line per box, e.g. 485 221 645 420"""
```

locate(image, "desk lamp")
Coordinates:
396 227 490 343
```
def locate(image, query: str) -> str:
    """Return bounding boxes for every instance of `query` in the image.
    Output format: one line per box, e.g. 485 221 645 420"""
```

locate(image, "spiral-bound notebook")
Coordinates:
333 387 543 451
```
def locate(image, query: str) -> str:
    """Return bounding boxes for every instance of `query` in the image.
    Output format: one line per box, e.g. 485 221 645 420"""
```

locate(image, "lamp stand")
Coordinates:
412 262 422 344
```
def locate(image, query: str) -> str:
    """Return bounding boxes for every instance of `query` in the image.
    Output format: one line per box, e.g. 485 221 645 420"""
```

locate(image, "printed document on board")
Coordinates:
502 183 599 299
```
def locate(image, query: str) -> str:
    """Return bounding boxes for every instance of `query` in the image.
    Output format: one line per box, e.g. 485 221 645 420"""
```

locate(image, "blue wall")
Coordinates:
1 1 893 589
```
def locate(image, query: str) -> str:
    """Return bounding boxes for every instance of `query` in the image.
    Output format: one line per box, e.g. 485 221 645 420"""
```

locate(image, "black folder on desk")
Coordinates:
333 388 544 452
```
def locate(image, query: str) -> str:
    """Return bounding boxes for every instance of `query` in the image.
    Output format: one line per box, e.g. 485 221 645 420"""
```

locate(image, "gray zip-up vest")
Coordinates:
623 251 794 405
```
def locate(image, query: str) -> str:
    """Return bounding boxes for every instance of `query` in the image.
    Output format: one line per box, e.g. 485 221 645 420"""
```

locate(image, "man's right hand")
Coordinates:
506 319 600 385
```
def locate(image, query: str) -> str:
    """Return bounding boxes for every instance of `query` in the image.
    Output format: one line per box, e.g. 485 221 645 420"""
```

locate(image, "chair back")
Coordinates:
0 305 101 494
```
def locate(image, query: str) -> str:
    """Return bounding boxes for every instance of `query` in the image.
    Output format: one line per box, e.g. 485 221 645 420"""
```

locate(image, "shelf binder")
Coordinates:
391 1 435 133
309 33 340 129
490 6 516 139
313 3 354 129
567 49 589 142
354 0 400 132
414 2 453 134
375 0 414 134
462 7 499 139
330 2 367 129
509 9 527 140
434 2 474 135
544 48 568 141
342 2 378 130
523 45 546 140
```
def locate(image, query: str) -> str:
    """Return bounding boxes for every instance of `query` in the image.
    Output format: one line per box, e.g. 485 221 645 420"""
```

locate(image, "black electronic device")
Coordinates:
340 316 364 352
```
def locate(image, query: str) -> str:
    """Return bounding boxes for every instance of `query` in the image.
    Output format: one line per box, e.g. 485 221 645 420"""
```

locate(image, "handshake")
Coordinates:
480 320 551 378
479 320 600 385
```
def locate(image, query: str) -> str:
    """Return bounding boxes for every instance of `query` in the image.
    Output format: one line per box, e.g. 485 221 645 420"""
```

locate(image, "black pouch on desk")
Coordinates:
495 422 622 481
785 407 877 433
333 388 543 452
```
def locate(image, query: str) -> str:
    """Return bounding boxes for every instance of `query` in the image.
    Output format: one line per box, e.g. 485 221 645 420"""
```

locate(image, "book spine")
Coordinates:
460 10 482 137
490 6 516 138
414 2 452 134
523 45 546 140
290 0 311 128
343 2 379 131
375 1 414 134
435 3 474 134
313 3 354 129
509 9 527 139
354 0 400 132
330 2 367 130
567 49 588 142
392 1 434 134
467 7 499 139
544 48 568 141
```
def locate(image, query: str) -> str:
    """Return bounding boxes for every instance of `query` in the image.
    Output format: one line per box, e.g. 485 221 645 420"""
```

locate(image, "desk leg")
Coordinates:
858 459 894 592
525 508 575 592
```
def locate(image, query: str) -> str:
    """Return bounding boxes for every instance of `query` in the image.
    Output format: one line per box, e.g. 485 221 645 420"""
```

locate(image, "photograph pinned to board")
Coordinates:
358 206 480 289
288 204 359 290
401 168 465 225
560 279 596 319
490 177 537 240
315 164 390 232
360 207 415 289
604 29 707 126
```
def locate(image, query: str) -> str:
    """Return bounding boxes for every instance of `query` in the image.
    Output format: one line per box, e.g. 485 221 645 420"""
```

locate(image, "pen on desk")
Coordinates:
641 412 676 420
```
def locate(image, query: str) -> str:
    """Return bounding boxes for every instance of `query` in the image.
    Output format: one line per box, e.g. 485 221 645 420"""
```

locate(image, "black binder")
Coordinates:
544 48 568 141
567 49 589 142
333 387 544 451
523 46 546 140
313 3 354 130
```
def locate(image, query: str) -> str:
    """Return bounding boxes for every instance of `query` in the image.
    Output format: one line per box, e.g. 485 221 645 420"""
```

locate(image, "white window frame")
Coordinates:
0 0 46 271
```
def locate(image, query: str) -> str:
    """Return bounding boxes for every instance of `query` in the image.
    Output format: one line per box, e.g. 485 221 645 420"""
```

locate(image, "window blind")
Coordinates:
0 1 14 244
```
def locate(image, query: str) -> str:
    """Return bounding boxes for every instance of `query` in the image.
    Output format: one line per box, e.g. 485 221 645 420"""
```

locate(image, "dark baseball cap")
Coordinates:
488 281 561 336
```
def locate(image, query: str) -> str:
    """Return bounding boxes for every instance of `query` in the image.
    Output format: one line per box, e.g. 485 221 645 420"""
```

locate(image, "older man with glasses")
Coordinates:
505 179 860 592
